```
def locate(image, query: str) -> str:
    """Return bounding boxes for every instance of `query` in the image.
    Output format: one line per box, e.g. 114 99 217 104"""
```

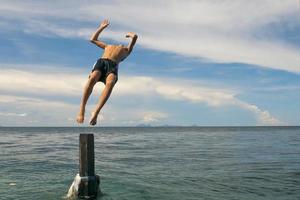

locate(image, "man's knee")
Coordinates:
88 76 97 85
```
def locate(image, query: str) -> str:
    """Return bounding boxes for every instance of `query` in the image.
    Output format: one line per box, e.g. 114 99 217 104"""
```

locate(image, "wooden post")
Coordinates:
78 134 100 199
67 134 100 199
80 134 95 177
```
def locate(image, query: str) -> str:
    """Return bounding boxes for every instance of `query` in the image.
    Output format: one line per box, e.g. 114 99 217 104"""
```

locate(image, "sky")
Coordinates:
0 0 300 126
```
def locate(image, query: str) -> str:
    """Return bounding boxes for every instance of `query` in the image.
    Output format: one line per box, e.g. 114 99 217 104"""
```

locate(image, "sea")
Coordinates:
0 127 299 200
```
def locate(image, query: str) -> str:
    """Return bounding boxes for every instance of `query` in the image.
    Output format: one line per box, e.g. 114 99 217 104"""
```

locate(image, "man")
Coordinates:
76 19 138 125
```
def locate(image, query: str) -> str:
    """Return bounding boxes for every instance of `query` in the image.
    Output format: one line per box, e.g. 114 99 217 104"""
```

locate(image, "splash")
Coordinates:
66 174 81 199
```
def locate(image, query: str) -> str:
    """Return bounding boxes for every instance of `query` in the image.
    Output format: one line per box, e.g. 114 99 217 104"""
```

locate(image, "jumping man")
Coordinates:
76 19 138 125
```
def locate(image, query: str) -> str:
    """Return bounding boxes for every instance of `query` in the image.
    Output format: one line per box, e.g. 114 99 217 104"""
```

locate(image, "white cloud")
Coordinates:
0 94 78 126
236 101 285 126
0 112 27 117
142 111 168 123
0 68 85 96
1 0 300 73
0 66 286 125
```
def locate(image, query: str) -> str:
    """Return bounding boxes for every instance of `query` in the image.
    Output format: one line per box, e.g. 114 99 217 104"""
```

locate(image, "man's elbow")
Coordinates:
89 39 96 43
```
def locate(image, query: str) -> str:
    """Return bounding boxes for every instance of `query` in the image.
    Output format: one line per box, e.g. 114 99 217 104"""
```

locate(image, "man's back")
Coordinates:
102 45 129 64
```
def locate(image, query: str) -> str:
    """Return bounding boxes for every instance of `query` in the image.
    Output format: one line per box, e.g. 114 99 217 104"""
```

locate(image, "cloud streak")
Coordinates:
119 77 285 126
0 112 27 117
0 66 286 125
1 0 300 73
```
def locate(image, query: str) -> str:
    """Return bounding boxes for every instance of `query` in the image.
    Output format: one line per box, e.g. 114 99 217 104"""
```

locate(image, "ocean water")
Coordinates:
0 127 300 200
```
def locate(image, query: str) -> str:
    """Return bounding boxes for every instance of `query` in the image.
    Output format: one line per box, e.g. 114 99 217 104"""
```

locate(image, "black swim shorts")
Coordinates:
91 58 118 84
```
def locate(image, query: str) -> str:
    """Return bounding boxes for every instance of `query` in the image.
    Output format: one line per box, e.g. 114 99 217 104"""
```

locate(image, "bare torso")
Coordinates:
101 45 129 64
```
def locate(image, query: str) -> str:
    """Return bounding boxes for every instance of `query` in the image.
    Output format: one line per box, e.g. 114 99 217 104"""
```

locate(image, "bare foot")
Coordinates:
76 113 84 124
89 112 99 126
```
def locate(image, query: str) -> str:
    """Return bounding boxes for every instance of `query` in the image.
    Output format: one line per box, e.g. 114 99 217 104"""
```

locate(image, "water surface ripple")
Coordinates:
0 127 299 200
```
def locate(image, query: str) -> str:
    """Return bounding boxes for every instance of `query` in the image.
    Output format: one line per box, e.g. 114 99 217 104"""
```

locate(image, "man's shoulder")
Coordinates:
104 44 112 48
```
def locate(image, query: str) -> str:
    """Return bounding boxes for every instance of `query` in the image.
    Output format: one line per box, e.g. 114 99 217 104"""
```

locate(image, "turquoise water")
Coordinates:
0 127 300 200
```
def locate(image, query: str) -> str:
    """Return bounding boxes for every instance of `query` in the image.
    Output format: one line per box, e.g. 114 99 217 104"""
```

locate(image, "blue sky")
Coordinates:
0 0 300 126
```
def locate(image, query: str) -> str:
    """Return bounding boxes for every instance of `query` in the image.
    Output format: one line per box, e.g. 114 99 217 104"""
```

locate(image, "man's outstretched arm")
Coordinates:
90 19 109 49
126 32 138 54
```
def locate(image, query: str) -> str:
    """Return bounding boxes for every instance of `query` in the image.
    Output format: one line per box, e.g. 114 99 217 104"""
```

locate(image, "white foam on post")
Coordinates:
66 174 81 199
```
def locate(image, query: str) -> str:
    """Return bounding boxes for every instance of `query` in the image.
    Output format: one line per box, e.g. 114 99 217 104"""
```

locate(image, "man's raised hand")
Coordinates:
126 32 137 38
99 19 109 29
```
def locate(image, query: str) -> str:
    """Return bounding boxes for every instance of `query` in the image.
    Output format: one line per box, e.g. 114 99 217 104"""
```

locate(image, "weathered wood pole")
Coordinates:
67 134 100 199
80 134 95 177
78 134 100 199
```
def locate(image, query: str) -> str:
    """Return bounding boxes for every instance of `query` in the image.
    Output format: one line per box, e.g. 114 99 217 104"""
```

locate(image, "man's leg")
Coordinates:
90 73 117 125
76 71 101 123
